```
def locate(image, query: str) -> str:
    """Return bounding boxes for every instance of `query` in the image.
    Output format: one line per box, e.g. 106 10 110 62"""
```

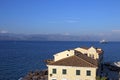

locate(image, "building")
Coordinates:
75 46 104 74
47 46 104 80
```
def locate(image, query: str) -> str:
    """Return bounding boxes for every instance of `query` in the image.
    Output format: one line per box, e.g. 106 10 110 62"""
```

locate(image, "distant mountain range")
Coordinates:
0 33 119 41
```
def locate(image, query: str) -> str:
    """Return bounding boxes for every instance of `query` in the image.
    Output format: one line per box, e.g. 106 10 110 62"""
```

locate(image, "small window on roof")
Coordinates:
91 54 94 58
67 54 69 56
84 53 87 56
90 54 94 58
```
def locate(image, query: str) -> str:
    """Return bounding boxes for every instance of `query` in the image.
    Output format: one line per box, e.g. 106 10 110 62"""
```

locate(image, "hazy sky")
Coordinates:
0 0 120 35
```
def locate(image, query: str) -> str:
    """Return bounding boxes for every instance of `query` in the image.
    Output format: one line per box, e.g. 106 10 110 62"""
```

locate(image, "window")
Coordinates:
84 53 87 56
86 70 91 76
67 54 69 56
91 54 94 58
89 54 94 58
52 69 56 74
76 70 80 75
62 69 67 74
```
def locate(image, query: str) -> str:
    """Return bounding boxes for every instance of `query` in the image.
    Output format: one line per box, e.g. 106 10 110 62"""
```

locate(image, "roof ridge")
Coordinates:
48 55 74 65
75 50 98 66
75 55 97 67
49 55 97 67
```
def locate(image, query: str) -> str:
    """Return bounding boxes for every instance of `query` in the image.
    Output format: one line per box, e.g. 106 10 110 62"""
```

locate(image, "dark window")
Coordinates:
67 54 69 56
86 70 91 76
76 70 80 75
62 69 67 74
91 54 94 58
84 53 87 56
52 69 56 74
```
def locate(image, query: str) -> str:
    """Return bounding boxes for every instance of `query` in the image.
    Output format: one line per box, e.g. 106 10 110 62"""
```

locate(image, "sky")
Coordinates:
0 0 120 36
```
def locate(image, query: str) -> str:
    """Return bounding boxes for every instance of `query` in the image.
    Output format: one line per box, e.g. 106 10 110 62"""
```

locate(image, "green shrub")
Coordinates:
96 76 107 80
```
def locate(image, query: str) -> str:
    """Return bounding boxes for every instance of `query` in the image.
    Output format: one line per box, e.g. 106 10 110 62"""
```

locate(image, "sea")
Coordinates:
0 41 120 80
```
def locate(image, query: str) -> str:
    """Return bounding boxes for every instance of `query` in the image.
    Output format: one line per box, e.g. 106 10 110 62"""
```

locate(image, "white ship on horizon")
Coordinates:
100 40 108 43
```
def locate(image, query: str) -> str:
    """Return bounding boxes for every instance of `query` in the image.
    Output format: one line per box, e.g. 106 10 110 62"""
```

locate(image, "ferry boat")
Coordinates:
100 40 108 44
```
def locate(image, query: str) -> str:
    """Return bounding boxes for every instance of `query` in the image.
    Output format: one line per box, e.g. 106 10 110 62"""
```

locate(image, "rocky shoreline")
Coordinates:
21 69 48 80
103 62 120 80
20 61 120 80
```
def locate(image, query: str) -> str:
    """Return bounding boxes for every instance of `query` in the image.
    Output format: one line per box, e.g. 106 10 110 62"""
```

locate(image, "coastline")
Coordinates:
21 61 120 80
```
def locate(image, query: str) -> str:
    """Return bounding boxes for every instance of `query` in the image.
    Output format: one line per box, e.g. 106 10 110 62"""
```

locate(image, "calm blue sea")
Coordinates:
0 41 120 80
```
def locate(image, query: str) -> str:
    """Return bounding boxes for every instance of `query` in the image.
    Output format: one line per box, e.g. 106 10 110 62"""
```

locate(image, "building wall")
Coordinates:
87 47 99 59
75 47 88 54
54 47 103 62
53 50 74 61
48 65 97 80
75 47 100 59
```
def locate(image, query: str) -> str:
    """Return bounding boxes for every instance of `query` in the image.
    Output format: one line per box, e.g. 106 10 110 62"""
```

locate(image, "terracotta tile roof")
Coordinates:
48 53 98 67
75 50 98 66
80 47 89 50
